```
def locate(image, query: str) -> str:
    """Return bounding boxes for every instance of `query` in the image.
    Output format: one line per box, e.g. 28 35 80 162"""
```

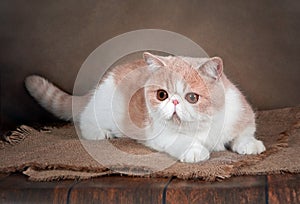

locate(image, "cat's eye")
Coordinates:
156 89 168 101
185 92 199 104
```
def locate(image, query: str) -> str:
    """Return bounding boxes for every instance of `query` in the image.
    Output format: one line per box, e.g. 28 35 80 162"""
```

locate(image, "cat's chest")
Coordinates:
149 120 209 138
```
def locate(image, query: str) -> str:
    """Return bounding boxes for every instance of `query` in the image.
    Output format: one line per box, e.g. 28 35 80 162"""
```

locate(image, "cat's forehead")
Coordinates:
168 57 190 68
149 68 208 95
146 56 211 94
165 55 208 69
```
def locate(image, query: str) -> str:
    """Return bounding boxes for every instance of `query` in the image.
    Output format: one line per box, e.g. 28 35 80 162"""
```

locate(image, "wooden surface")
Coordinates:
0 173 299 204
268 174 300 204
166 176 266 204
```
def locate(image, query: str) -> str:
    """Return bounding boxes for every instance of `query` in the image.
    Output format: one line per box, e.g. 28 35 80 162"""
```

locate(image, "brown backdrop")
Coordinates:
1 0 299 132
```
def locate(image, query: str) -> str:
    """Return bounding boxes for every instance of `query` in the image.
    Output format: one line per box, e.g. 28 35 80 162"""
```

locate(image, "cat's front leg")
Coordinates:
145 133 210 163
231 127 266 155
80 123 114 140
179 142 210 163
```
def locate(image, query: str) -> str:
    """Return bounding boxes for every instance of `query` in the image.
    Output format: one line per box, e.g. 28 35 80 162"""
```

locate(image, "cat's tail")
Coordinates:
25 75 90 121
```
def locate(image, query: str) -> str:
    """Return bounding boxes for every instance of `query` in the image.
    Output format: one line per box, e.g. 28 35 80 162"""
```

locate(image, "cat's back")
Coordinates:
102 59 147 85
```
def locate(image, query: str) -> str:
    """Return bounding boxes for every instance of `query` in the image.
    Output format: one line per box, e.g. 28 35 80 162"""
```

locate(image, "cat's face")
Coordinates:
145 70 210 124
143 52 224 125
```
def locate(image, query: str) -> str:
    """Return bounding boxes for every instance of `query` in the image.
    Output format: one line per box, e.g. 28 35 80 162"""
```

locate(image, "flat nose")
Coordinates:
172 99 179 106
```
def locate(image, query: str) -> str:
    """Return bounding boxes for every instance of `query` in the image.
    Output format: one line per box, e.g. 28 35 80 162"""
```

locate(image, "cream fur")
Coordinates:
25 52 266 163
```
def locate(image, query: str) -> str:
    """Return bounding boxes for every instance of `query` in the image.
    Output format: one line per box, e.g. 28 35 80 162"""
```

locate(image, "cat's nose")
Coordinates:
172 99 179 106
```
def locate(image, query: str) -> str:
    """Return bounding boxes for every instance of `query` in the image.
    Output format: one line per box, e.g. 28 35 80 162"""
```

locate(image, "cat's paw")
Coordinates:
180 143 210 163
232 138 266 155
80 126 114 140
103 129 114 139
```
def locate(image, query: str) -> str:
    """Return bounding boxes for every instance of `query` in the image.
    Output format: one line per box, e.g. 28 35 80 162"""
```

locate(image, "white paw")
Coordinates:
180 144 210 163
80 126 113 140
103 129 114 139
233 138 266 155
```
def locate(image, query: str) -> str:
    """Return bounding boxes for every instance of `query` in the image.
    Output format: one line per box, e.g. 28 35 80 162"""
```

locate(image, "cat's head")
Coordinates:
143 52 225 125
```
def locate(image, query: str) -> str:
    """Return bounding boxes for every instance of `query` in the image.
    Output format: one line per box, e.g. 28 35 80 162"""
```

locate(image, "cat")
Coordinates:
25 52 266 163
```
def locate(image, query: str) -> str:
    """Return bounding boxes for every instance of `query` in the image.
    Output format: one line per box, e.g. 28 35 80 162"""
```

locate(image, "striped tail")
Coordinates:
25 75 89 121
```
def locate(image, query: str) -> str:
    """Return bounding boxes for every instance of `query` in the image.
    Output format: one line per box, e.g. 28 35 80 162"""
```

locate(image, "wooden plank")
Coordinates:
166 176 266 204
0 173 10 182
268 174 300 204
1 173 299 203
68 176 170 204
0 173 75 204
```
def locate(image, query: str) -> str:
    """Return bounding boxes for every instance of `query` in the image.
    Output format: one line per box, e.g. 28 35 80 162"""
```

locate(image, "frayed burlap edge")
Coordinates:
23 167 113 182
0 125 33 149
233 119 300 176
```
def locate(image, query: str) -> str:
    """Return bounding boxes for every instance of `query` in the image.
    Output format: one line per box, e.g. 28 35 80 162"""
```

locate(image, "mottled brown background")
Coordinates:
1 0 299 132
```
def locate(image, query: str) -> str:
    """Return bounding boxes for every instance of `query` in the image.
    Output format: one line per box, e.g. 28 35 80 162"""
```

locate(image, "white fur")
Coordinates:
78 56 265 163
140 86 265 163
79 74 122 140
231 127 266 154
220 88 243 144
222 88 265 154
79 76 265 163
26 55 265 163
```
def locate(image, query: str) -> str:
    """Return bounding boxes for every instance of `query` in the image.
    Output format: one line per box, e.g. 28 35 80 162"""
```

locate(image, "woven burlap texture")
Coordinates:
1 106 299 181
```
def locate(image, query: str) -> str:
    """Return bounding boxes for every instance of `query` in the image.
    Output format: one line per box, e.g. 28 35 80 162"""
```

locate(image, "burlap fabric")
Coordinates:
1 107 299 181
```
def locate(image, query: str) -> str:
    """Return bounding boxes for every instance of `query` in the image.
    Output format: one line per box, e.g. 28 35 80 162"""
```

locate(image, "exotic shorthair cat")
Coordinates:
25 52 266 163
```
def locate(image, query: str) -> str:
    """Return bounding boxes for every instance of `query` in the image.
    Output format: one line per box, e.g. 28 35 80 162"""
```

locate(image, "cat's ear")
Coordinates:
200 57 223 80
143 52 167 71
